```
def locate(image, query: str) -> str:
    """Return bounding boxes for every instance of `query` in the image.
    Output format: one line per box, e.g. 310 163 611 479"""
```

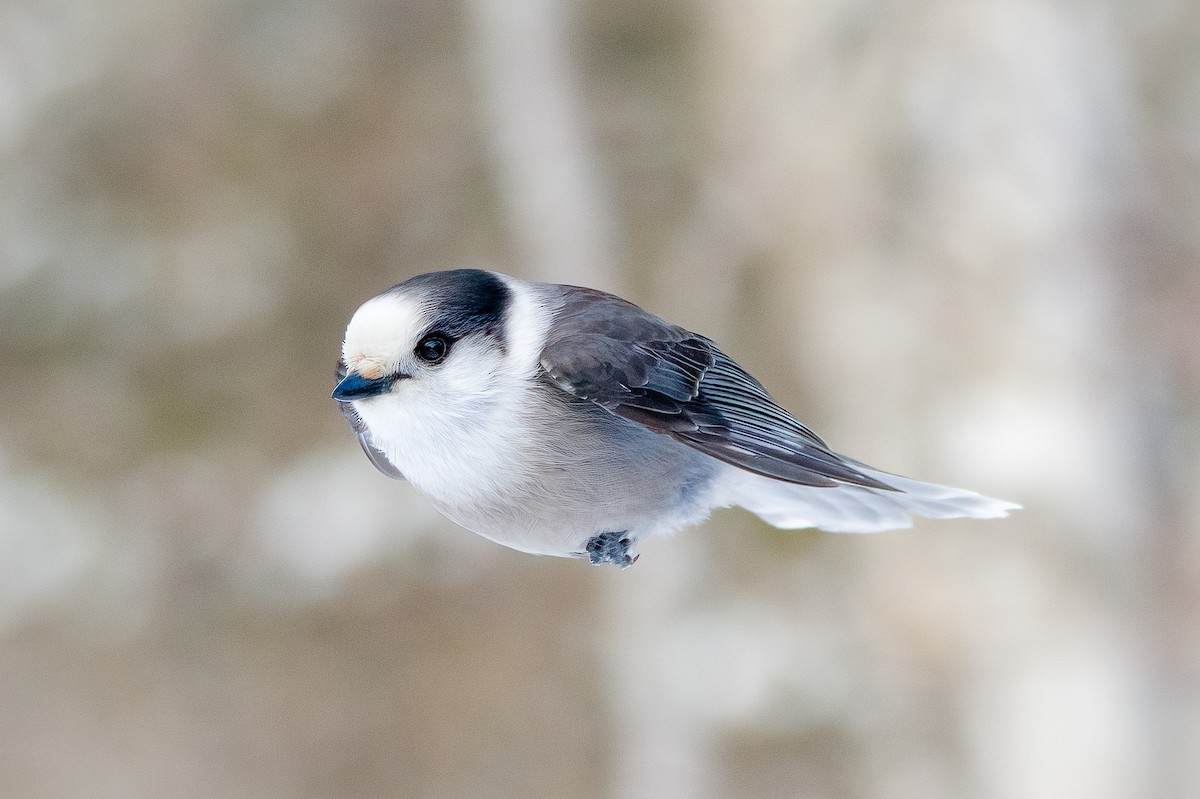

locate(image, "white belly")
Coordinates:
354 387 719 557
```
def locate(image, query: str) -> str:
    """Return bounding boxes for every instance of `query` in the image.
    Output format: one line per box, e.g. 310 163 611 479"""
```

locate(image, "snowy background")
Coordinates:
1 0 1197 797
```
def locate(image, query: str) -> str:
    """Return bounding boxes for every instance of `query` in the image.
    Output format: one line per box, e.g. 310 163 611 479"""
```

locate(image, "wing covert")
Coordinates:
539 288 892 490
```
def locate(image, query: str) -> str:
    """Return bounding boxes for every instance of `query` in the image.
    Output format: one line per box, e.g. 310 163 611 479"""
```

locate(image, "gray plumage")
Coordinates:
333 269 1018 566
539 287 893 489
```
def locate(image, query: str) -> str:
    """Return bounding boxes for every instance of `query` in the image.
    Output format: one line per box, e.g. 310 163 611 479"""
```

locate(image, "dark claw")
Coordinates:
584 531 638 568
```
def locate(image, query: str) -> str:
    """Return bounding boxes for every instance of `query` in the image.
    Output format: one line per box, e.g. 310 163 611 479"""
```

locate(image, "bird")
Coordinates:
333 269 1017 567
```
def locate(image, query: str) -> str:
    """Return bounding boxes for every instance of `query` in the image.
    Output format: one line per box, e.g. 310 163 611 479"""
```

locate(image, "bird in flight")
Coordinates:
334 269 1017 567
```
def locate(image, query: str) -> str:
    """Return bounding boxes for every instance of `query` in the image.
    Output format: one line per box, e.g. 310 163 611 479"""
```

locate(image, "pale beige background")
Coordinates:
0 0 1196 797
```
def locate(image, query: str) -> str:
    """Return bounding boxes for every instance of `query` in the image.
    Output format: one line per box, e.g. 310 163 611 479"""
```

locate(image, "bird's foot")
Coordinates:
583 531 638 569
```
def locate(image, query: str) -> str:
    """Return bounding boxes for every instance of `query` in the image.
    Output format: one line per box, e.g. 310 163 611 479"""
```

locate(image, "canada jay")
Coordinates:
333 269 1017 567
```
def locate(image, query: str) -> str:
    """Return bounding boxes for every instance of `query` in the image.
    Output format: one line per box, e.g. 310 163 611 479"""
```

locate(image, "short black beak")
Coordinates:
332 372 396 402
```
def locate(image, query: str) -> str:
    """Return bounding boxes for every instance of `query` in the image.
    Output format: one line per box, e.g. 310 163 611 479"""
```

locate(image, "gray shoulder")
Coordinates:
535 286 891 489
538 285 703 407
542 285 690 343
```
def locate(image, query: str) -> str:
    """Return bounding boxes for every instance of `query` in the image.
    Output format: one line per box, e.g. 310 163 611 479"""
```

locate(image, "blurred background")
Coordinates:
1 0 1197 796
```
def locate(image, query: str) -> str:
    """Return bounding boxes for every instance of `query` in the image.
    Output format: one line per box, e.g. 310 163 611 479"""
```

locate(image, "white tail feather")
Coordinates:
722 463 1019 533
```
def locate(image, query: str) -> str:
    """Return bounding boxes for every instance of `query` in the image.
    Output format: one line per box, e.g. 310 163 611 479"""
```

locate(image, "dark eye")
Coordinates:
415 334 450 364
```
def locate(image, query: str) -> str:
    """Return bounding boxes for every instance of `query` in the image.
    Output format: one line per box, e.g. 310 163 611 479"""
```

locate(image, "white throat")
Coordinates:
351 276 556 514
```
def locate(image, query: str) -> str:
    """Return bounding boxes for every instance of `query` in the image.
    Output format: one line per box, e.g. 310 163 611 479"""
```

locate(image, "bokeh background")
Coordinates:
1 0 1198 796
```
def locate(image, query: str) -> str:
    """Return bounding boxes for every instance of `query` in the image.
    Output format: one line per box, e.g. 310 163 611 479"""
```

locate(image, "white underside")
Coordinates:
720 463 1019 533
343 273 1018 557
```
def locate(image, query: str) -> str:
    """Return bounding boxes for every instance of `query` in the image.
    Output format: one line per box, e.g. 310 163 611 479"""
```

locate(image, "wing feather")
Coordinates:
539 288 893 490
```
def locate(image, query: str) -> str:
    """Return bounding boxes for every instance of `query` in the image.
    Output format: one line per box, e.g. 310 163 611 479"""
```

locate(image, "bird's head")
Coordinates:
334 269 514 410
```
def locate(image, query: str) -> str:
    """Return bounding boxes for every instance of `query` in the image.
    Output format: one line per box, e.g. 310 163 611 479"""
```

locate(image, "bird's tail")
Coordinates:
721 459 1019 533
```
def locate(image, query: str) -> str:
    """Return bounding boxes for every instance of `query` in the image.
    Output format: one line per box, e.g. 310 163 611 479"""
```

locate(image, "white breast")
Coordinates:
348 275 722 557
349 276 567 551
356 382 532 511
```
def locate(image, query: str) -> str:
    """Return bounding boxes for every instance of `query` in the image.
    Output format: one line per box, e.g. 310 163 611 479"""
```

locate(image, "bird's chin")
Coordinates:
352 390 399 411
350 389 413 430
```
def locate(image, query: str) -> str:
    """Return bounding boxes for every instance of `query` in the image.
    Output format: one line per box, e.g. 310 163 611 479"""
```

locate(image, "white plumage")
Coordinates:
721 464 1018 534
335 269 1018 565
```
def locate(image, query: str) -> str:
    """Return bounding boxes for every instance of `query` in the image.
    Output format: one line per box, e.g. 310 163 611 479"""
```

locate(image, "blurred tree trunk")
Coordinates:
463 0 622 291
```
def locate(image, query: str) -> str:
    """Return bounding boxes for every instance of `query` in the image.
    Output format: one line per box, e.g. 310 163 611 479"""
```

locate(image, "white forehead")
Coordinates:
341 292 426 372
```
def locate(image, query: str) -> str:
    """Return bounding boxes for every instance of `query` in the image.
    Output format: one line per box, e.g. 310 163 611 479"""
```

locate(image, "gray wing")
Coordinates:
335 359 405 480
539 287 892 490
